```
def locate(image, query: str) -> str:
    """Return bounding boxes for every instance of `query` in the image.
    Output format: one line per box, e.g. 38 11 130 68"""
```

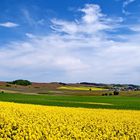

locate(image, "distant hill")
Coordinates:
79 82 140 91
0 80 140 92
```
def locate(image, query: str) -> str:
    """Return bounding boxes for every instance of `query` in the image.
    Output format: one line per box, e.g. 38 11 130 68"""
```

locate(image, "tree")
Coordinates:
10 79 32 86
89 88 92 91
113 90 119 95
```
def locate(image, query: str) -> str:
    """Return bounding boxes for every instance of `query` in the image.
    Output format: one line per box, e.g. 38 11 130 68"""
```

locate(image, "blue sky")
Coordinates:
0 0 140 84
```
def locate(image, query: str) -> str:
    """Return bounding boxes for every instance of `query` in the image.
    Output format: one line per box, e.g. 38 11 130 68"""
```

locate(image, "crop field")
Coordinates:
0 93 140 110
0 101 140 140
58 86 106 91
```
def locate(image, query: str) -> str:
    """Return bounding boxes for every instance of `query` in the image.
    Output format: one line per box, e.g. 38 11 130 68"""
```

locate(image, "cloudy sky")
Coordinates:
0 0 140 84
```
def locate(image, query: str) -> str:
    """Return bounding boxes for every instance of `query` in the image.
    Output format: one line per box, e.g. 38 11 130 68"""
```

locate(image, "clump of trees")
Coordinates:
102 93 108 96
8 79 32 86
113 90 119 95
102 90 120 96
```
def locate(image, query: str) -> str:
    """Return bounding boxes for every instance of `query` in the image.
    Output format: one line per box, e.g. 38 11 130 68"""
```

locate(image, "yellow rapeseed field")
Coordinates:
0 102 140 140
58 86 106 91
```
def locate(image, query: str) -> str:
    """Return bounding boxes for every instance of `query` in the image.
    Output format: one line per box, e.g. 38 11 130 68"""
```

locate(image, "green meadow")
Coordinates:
0 92 140 110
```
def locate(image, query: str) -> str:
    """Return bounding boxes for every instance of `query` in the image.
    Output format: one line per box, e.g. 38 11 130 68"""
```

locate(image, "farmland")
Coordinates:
1 81 140 97
0 92 140 110
58 86 106 91
1 0 140 139
0 101 140 140
0 82 140 139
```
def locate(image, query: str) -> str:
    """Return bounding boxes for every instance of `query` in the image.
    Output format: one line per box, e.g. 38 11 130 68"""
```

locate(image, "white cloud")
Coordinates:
22 9 45 26
129 24 140 32
25 33 36 38
79 4 102 24
0 22 19 28
51 4 117 35
123 0 135 7
122 0 136 15
22 9 35 26
0 4 140 84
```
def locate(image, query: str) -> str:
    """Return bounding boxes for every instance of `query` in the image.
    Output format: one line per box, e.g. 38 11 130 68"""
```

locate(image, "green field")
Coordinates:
58 86 107 91
0 93 140 110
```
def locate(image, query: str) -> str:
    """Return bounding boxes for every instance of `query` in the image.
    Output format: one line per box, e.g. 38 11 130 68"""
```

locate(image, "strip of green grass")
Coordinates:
0 93 140 110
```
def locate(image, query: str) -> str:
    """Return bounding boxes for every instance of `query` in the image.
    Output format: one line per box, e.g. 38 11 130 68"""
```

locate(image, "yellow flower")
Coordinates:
0 102 139 140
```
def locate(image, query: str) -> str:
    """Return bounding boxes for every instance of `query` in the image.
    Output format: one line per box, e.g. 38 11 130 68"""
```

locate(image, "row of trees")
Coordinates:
102 90 119 96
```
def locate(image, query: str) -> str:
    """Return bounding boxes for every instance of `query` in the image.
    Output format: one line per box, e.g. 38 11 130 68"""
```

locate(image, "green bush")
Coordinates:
10 79 32 86
114 90 119 95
